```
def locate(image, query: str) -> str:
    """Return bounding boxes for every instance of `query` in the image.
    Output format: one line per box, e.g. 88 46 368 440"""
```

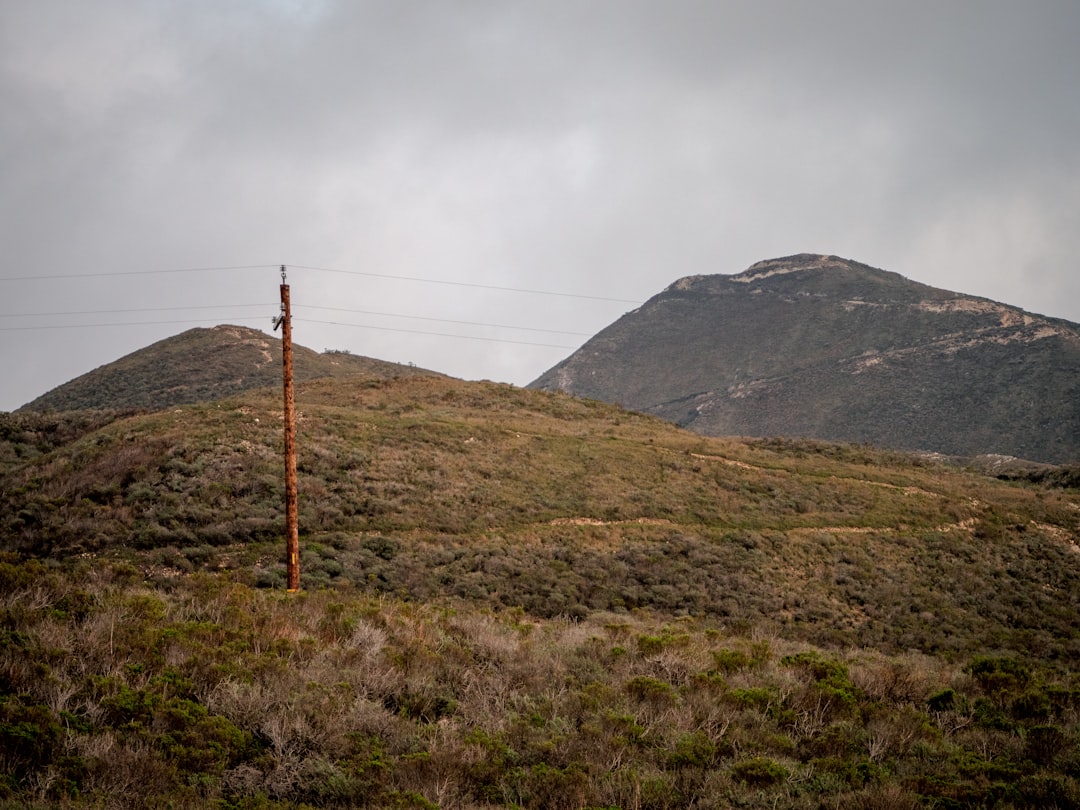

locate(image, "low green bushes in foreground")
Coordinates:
1 556 1078 809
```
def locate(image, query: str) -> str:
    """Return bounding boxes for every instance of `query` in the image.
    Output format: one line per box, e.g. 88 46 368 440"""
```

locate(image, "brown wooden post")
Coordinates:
279 266 300 592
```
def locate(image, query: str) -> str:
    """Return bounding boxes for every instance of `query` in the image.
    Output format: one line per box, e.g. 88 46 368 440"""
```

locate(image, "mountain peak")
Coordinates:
532 255 1080 463
19 325 440 412
734 253 854 281
666 254 891 294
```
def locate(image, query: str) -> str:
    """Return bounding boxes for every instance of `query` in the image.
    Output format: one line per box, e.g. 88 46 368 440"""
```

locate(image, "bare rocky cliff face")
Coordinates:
530 254 1080 464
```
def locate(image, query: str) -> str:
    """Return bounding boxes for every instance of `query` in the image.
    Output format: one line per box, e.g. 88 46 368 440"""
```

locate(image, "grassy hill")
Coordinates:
16 324 438 412
1 375 1079 808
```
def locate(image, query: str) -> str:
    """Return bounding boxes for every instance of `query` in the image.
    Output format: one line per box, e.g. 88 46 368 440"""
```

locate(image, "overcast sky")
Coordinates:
3 1 1079 410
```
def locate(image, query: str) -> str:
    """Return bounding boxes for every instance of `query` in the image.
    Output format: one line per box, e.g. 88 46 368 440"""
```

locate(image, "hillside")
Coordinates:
3 374 1078 659
16 324 439 412
1 374 1079 807
529 254 1080 464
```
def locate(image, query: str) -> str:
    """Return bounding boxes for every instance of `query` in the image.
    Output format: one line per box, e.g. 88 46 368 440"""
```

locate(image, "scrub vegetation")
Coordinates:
1 374 1078 808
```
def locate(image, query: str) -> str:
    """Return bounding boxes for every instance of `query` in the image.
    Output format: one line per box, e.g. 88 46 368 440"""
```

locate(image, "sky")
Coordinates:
2 1 1079 411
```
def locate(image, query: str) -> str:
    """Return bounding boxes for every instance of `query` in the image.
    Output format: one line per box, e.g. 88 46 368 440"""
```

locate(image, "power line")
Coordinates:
277 264 644 305
0 312 583 350
0 303 274 318
0 261 614 349
0 315 581 352
294 317 578 350
0 302 589 338
0 262 644 306
0 264 277 282
0 317 267 332
295 303 590 337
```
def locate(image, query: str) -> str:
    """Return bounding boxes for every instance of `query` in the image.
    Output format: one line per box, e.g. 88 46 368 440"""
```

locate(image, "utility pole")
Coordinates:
273 265 300 592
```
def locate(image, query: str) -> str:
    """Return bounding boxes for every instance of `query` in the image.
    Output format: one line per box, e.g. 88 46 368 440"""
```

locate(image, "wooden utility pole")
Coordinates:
274 265 300 592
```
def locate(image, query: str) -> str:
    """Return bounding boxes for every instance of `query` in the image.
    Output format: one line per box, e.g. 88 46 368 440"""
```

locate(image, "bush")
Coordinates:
965 655 1031 696
927 687 956 712
667 731 717 769
711 648 754 674
730 757 788 787
625 676 675 702
0 696 62 776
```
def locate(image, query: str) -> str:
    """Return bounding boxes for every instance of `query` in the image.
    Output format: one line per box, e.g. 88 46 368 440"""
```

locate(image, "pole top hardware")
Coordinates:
273 267 287 330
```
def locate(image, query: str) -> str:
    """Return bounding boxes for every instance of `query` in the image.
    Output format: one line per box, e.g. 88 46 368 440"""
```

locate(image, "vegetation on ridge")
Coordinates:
17 324 436 412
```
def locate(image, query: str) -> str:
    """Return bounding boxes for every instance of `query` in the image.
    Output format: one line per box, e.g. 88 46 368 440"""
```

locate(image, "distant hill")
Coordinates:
530 254 1080 464
17 324 440 412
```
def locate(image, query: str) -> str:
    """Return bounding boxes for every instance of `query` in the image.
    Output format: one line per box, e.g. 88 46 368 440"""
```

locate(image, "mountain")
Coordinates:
529 254 1080 464
17 324 439 412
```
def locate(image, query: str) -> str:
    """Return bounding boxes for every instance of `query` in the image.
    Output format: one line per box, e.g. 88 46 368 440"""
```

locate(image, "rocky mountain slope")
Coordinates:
17 324 439 412
530 254 1080 464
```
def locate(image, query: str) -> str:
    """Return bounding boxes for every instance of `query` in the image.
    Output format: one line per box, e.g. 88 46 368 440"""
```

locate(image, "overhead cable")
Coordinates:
285 264 643 304
293 317 577 349
295 304 590 336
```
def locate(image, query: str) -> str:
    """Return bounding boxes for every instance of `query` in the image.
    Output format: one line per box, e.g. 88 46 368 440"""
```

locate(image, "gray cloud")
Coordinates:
2 0 1079 409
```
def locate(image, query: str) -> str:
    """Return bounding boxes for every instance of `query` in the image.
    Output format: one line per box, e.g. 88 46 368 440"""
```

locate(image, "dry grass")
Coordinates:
0 562 1077 808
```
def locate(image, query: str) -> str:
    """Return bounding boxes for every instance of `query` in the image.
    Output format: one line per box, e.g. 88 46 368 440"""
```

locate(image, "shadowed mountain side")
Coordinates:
529 254 1080 464
17 324 441 412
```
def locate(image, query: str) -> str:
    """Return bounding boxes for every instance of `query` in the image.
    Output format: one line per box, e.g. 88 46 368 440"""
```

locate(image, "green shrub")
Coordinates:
667 731 717 769
1024 724 1067 767
927 687 956 712
711 648 754 673
625 676 675 702
0 696 62 775
965 655 1031 696
637 634 665 655
781 651 852 690
728 686 775 711
782 650 861 710
730 757 788 787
